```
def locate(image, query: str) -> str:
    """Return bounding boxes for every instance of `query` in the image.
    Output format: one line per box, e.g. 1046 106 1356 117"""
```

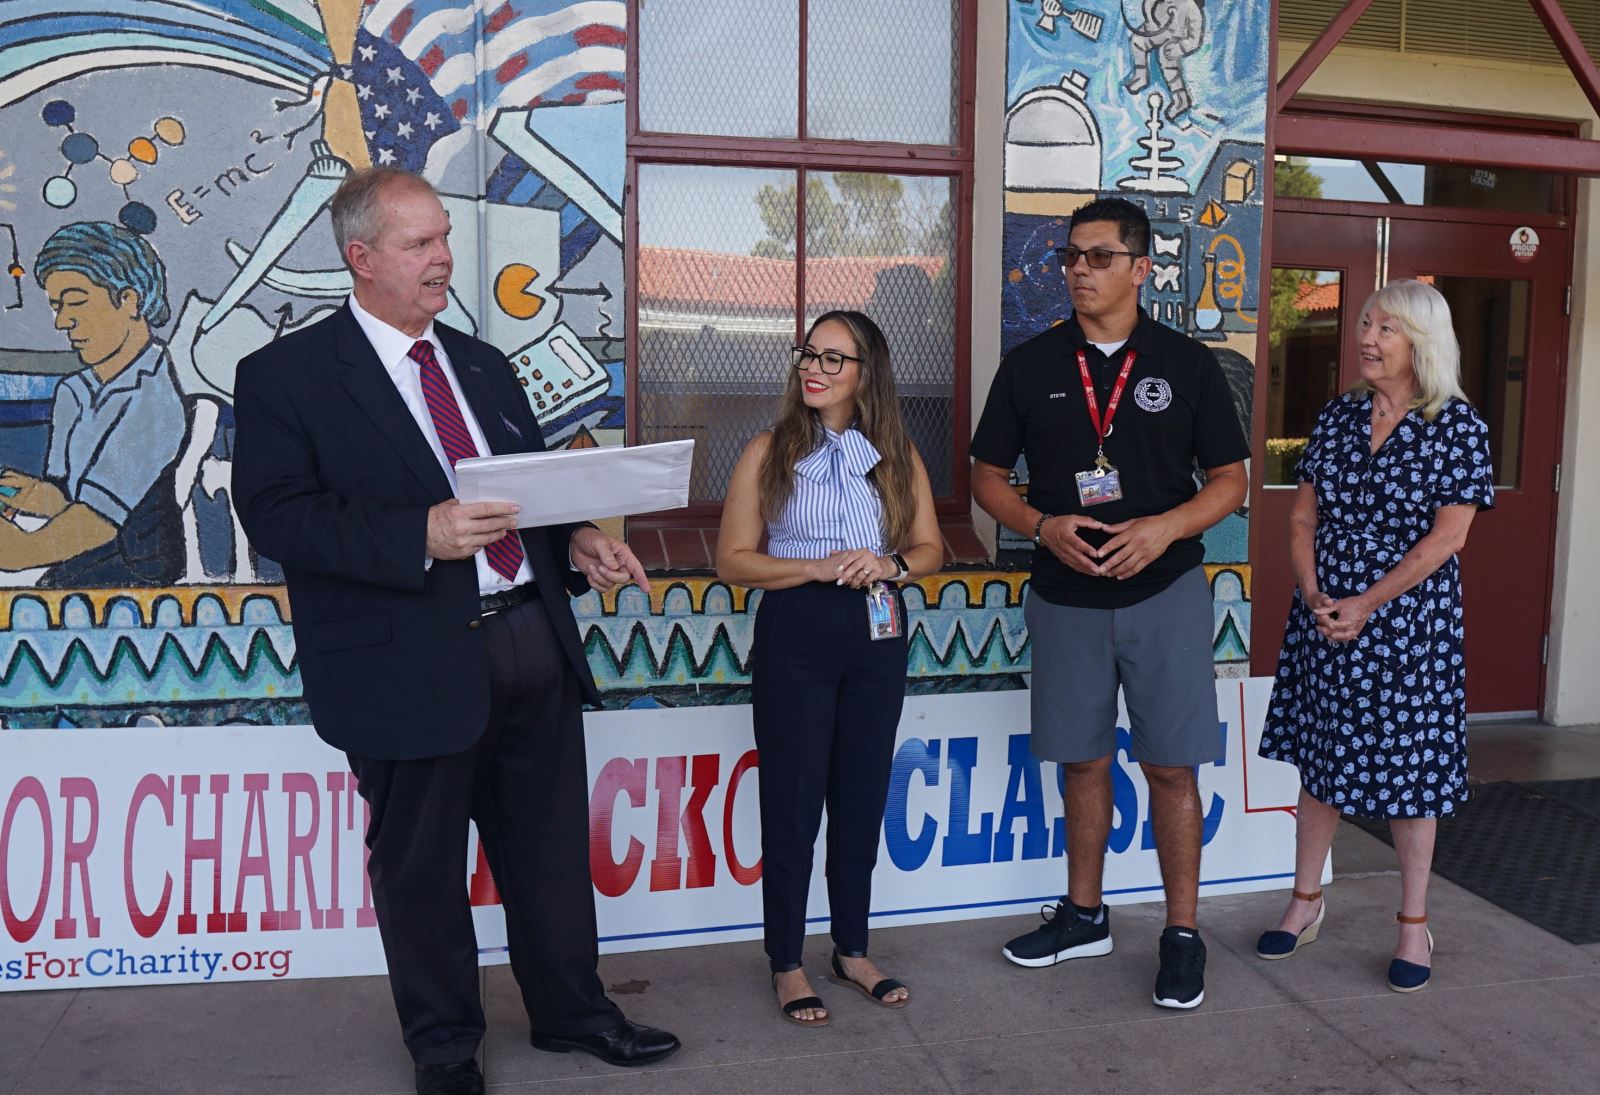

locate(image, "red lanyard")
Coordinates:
1076 349 1138 449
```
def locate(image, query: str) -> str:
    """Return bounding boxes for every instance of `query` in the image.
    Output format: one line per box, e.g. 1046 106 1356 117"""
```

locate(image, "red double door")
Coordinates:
1253 210 1568 716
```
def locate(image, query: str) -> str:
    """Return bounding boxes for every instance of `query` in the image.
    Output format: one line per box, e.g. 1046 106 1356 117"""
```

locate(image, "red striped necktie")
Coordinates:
409 338 525 582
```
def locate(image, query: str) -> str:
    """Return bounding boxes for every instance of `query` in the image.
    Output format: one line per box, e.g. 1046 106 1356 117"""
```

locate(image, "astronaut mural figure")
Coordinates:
1123 0 1206 120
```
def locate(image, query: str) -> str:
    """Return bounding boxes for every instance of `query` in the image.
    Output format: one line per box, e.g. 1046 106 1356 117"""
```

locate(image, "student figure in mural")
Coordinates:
1122 0 1206 120
716 311 942 1027
230 168 679 1095
970 198 1249 1010
0 223 185 586
1255 279 1493 994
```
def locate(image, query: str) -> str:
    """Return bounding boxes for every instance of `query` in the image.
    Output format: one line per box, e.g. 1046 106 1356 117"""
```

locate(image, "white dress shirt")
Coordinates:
347 293 534 595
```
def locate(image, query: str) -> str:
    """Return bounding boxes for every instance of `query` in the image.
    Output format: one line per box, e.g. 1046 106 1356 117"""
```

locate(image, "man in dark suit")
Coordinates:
232 167 680 1095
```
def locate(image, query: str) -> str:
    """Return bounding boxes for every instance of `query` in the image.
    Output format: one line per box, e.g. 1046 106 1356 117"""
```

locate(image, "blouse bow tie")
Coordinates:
795 428 882 482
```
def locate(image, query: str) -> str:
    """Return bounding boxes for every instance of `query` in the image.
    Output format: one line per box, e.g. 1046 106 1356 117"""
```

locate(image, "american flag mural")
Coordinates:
354 1 626 263
347 29 463 173
361 0 627 122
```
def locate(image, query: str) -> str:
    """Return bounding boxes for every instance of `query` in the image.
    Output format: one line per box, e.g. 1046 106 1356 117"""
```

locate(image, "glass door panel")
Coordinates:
1266 269 1344 486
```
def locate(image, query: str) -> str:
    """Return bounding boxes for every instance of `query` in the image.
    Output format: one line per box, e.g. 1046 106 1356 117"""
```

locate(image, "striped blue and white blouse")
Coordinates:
765 427 889 559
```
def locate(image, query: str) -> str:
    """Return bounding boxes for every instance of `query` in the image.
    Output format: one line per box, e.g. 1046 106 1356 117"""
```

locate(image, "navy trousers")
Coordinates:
751 581 908 970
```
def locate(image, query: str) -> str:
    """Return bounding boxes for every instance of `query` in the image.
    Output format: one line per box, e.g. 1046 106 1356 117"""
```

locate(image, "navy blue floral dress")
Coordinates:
1260 393 1495 819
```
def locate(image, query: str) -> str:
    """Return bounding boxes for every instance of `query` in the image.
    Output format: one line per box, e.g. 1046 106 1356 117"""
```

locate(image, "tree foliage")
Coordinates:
753 173 921 259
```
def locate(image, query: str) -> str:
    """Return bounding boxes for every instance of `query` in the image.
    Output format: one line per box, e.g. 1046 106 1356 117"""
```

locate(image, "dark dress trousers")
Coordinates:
751 581 908 969
231 303 621 1063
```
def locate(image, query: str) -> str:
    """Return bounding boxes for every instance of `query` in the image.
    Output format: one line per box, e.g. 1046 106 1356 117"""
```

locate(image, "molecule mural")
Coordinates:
41 100 186 235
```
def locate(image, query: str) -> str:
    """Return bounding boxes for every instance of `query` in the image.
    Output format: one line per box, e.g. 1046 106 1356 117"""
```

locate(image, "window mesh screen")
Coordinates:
806 173 956 496
807 0 960 145
633 6 970 506
638 0 799 138
636 165 796 502
635 168 959 501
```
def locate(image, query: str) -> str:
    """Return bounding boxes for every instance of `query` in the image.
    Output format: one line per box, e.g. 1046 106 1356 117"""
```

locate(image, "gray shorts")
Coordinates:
1024 566 1223 767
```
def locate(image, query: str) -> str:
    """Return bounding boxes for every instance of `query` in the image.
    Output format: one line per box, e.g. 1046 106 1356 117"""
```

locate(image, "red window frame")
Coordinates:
623 0 979 524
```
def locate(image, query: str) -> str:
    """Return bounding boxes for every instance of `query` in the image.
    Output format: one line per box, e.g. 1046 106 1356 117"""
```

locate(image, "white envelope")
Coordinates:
454 439 694 528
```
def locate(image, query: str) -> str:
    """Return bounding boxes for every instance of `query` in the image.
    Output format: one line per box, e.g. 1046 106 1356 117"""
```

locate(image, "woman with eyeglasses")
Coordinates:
716 310 942 1027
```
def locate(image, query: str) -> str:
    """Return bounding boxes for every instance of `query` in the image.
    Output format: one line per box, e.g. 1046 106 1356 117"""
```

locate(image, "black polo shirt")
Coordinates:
971 309 1249 609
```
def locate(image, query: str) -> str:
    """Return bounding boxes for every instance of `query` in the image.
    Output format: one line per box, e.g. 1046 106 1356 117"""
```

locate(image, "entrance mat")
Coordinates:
1347 779 1600 945
1523 778 1600 819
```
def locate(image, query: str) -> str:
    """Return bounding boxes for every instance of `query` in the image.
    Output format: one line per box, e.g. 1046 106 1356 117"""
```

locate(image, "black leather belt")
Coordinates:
479 583 540 616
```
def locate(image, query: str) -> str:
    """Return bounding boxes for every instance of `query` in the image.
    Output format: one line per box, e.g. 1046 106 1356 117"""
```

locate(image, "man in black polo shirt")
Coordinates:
971 197 1248 1009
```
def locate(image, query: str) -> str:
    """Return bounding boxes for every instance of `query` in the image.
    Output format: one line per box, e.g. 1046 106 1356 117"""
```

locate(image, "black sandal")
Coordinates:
772 972 829 1027
827 950 909 1009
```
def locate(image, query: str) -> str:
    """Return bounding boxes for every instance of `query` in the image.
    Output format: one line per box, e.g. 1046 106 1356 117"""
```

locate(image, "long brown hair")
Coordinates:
758 310 918 550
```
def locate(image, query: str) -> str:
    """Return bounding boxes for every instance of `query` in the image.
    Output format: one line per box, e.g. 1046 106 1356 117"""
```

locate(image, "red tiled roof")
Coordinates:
638 246 946 313
1294 280 1341 315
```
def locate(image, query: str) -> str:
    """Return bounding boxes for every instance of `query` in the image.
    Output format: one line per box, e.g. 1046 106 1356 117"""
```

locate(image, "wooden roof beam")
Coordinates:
1527 0 1600 121
1275 0 1378 106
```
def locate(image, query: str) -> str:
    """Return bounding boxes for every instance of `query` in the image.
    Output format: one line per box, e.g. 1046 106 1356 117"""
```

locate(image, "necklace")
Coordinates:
1374 391 1407 419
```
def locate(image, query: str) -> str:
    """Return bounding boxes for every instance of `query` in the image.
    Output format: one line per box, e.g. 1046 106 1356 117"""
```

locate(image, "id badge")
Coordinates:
1075 465 1123 506
866 581 902 641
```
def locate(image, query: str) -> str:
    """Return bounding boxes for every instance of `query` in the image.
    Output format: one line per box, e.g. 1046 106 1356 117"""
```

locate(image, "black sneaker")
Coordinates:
1153 926 1206 1009
1002 899 1113 967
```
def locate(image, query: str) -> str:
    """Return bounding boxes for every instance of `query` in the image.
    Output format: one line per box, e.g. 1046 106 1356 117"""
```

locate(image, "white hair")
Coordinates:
1356 278 1467 421
329 167 438 268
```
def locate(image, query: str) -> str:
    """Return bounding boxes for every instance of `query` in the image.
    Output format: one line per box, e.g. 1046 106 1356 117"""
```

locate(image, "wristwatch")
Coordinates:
1033 513 1052 547
889 553 910 581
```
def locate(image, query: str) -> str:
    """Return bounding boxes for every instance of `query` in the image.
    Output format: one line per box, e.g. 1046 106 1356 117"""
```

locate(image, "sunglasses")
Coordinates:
1056 246 1146 270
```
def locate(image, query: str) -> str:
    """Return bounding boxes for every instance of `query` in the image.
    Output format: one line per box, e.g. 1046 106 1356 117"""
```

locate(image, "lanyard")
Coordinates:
1076 349 1138 461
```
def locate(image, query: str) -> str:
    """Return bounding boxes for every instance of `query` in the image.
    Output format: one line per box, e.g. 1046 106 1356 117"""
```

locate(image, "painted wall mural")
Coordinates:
1003 0 1267 675
0 1 632 726
0 566 1252 727
1 0 626 592
1 3 1267 730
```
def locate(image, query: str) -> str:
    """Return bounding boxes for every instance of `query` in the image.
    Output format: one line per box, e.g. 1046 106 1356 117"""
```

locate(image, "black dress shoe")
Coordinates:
414 1059 484 1095
529 1019 681 1067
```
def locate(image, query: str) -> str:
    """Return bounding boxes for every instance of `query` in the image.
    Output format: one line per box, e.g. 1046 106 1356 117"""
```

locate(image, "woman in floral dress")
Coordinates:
1255 278 1495 993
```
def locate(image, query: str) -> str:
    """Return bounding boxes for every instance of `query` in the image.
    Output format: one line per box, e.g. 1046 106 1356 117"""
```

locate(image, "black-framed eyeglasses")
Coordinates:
791 346 859 375
1057 246 1146 270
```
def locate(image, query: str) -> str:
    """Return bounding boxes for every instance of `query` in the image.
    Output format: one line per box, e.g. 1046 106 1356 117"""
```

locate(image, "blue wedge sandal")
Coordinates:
1387 912 1434 992
1256 889 1325 960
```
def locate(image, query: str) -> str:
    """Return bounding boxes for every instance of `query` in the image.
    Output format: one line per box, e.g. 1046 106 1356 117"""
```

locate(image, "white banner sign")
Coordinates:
1 682 1302 991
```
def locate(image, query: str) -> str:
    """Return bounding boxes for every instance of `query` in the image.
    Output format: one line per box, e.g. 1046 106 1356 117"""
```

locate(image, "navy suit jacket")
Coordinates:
232 304 602 760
